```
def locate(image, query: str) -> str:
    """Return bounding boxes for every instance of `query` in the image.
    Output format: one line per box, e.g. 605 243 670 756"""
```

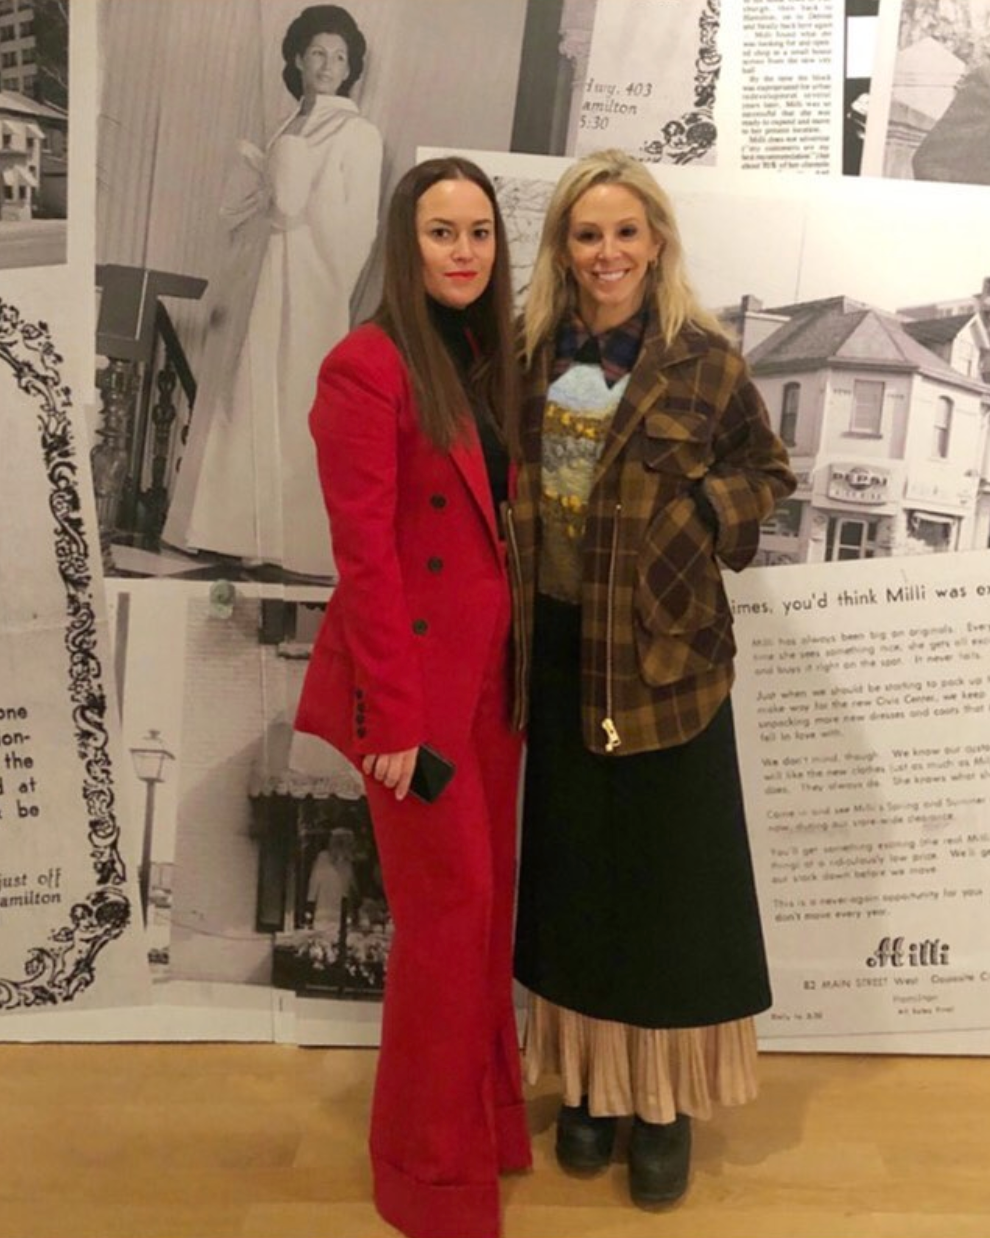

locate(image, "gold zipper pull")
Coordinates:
602 717 621 753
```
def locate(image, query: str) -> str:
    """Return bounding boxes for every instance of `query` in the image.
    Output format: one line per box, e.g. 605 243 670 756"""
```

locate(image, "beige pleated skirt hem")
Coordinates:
523 993 760 1125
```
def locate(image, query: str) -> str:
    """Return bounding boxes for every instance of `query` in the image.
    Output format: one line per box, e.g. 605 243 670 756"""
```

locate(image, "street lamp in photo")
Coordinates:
129 729 175 923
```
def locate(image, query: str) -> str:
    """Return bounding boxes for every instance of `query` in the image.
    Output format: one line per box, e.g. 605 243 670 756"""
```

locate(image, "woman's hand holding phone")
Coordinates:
363 748 418 801
362 745 456 803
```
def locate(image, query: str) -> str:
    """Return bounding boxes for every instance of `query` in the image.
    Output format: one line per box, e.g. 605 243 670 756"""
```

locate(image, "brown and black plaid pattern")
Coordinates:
506 317 796 756
553 305 648 387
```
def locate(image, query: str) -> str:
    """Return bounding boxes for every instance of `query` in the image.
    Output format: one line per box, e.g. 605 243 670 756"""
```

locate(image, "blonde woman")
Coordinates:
506 149 795 1207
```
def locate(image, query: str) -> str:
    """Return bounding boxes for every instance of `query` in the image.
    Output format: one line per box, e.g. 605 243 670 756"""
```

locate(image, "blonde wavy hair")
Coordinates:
522 149 728 365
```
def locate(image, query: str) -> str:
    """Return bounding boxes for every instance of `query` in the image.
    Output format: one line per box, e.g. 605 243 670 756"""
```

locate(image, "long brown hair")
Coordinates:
373 156 519 455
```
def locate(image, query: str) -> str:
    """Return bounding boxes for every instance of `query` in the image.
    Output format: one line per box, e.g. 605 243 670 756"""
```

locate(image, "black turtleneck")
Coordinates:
428 298 509 514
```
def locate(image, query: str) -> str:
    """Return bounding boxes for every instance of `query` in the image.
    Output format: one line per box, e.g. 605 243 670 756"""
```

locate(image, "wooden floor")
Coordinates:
1 1044 988 1238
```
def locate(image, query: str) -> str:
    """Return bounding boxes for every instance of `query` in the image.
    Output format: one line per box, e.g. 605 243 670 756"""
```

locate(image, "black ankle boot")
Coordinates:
628 1113 691 1206
555 1096 618 1172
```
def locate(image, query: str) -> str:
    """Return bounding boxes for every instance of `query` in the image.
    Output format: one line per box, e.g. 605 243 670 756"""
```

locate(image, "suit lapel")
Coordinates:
450 417 501 548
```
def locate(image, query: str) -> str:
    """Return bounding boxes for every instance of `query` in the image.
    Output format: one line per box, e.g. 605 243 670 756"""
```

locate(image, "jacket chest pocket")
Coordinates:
640 409 711 480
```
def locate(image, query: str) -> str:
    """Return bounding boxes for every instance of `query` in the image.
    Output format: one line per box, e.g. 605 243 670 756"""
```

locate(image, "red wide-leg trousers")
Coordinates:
363 598 530 1238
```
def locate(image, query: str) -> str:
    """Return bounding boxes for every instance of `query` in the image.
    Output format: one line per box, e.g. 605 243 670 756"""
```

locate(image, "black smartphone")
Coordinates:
409 744 456 803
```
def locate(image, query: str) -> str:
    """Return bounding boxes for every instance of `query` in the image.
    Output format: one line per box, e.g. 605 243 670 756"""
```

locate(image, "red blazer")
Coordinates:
295 323 509 766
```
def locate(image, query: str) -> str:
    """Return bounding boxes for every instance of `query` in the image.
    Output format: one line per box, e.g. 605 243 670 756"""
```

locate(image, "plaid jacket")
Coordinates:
505 318 796 756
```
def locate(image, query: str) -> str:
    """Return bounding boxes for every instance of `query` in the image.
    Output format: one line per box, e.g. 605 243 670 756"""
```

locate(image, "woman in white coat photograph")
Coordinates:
162 4 383 580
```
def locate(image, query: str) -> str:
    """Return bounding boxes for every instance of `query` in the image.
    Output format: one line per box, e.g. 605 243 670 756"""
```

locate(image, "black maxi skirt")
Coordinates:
513 594 772 1029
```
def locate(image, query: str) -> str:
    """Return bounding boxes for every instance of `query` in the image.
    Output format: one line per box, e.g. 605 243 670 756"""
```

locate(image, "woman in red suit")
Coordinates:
295 155 530 1238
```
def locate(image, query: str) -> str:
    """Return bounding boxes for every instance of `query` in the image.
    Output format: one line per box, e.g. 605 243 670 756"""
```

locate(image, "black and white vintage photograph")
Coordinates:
93 0 531 584
867 0 990 184
109 577 391 1036
736 278 990 564
842 0 880 175
511 0 720 164
0 0 68 269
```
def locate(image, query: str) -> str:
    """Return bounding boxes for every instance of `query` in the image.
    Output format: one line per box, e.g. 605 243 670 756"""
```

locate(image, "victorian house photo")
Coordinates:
0 0 68 267
724 278 990 565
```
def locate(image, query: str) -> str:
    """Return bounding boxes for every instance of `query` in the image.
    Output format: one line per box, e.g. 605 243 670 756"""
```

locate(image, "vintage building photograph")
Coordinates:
109 578 388 1030
726 280 990 564
869 0 990 185
0 0 68 268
